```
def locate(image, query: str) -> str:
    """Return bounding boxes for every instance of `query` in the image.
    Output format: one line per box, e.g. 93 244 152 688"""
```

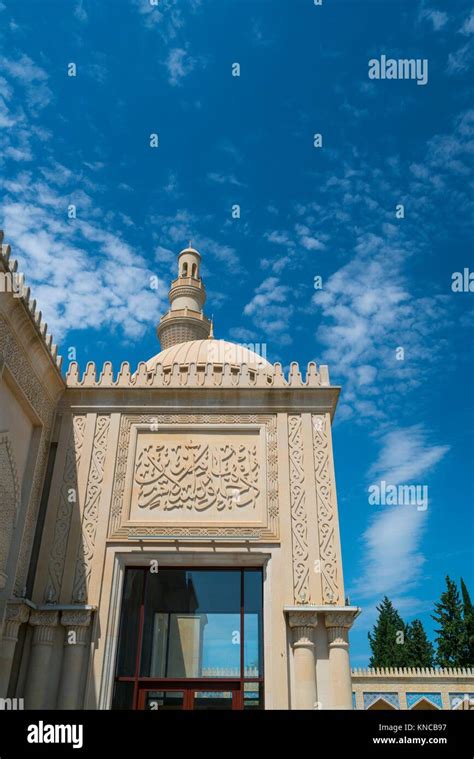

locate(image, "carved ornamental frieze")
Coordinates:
134 440 260 513
108 414 279 540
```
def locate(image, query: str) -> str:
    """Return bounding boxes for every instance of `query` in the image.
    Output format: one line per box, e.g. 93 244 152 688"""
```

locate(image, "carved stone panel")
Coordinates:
288 415 310 604
312 414 341 605
0 434 20 588
72 414 110 603
108 414 279 540
44 415 86 602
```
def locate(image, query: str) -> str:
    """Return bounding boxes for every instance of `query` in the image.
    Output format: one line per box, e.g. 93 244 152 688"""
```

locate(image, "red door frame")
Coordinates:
137 681 242 710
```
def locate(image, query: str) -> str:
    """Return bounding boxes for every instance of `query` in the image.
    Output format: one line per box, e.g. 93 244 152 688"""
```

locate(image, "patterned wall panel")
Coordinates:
406 692 442 709
363 692 400 709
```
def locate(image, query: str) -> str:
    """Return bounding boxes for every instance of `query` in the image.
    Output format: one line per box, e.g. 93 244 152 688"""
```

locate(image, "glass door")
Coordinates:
112 567 264 710
139 689 186 710
191 690 235 710
137 685 240 710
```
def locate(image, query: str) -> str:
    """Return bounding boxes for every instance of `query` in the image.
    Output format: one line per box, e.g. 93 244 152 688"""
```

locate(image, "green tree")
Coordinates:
405 619 435 667
368 597 408 667
460 578 474 667
432 576 466 667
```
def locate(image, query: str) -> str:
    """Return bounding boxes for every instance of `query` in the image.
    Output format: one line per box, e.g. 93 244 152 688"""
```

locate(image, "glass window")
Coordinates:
145 691 184 710
243 681 264 710
193 691 233 710
244 569 263 677
112 681 134 710
140 570 241 678
115 568 144 677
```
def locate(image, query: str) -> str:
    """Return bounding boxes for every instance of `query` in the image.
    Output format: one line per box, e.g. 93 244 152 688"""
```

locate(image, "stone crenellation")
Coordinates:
65 359 331 388
352 667 474 677
0 231 63 371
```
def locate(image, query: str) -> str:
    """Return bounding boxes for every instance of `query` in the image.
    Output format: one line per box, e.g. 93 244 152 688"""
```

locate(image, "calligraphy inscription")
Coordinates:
134 439 260 514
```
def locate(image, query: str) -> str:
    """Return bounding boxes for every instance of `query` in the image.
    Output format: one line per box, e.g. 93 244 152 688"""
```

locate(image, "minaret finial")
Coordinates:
156 244 212 349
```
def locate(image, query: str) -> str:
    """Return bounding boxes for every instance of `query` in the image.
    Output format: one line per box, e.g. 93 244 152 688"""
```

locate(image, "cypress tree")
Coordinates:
432 576 466 667
460 578 474 667
405 619 435 667
368 597 407 667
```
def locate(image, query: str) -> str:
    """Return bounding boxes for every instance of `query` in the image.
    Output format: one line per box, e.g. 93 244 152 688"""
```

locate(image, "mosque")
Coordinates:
0 232 472 710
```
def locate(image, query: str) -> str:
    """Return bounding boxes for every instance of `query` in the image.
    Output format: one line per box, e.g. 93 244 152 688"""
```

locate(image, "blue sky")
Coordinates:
0 0 473 665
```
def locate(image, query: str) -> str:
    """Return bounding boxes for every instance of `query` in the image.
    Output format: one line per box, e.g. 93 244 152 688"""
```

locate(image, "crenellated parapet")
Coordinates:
65 359 332 388
352 667 474 677
0 230 63 371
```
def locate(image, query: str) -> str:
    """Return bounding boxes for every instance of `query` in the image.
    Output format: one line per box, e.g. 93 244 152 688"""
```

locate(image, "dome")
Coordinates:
146 339 272 374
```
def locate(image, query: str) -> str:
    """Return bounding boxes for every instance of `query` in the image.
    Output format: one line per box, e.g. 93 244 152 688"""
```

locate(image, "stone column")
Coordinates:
325 610 358 710
57 610 92 709
0 601 30 697
24 610 59 709
287 609 318 710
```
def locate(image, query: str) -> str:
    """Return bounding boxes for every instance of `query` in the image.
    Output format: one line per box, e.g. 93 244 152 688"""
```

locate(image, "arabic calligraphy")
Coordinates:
134 441 260 512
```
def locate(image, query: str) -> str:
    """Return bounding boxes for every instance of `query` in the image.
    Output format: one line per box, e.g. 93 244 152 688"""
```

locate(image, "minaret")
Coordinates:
157 244 212 349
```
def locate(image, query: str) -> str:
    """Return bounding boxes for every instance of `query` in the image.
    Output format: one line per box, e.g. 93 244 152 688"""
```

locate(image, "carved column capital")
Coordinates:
60 609 92 646
325 609 358 648
29 610 59 646
287 609 318 647
4 601 30 641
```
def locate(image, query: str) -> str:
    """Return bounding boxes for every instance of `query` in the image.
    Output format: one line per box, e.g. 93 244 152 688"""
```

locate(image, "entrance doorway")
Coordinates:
112 567 264 710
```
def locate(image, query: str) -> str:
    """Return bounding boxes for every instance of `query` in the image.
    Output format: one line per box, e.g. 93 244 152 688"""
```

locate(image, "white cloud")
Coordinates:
132 0 202 39
460 11 474 35
351 506 427 600
207 172 246 188
0 54 52 112
264 230 294 246
165 47 196 86
0 189 169 343
300 235 325 251
369 425 450 486
74 0 88 22
420 8 448 31
243 277 293 344
350 426 449 601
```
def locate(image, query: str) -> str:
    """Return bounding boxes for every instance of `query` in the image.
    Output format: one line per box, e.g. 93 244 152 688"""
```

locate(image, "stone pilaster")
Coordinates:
24 610 59 709
57 610 92 709
287 609 318 710
325 609 358 710
0 601 29 697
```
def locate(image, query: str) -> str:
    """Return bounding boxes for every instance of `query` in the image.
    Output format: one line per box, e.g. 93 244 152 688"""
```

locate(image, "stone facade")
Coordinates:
0 235 472 710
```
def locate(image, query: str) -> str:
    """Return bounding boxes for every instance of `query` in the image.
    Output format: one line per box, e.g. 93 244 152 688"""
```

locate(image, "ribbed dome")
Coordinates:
146 339 272 373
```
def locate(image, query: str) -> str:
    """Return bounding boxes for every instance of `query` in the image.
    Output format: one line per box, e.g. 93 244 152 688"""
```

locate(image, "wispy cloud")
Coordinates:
207 172 246 188
165 47 197 86
369 425 450 486
74 0 88 23
350 426 449 601
132 0 202 40
418 7 448 31
243 277 293 345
